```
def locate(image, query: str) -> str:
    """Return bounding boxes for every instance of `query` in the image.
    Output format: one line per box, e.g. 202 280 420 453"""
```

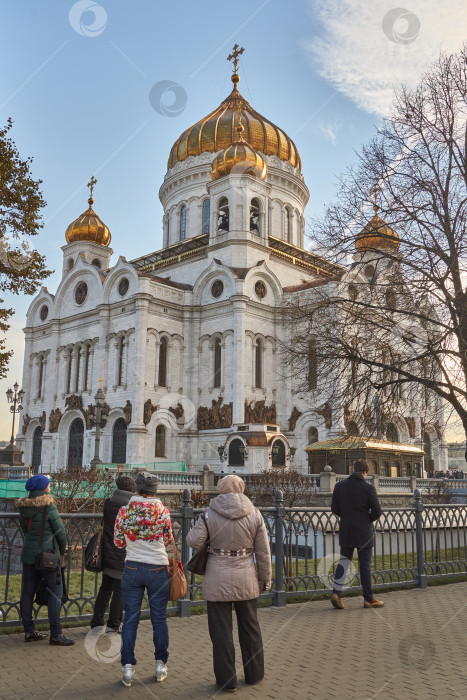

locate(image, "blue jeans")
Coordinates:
20 563 63 637
332 547 373 601
121 561 169 666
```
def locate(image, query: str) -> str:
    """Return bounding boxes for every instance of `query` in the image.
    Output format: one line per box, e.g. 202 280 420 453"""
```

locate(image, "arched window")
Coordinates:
67 418 84 467
112 418 127 464
213 338 221 388
255 339 263 389
217 198 229 234
83 345 90 391
250 198 260 234
423 432 432 460
347 421 359 436
202 199 210 234
307 427 318 471
66 351 72 394
228 438 245 466
37 354 45 399
180 205 187 241
308 339 317 390
31 426 43 473
91 258 101 268
272 440 286 467
117 337 126 387
158 337 168 387
386 423 399 443
284 208 292 243
75 345 81 392
155 425 166 458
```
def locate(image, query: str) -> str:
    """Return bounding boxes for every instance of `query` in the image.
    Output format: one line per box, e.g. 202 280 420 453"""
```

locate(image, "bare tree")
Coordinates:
286 46 467 458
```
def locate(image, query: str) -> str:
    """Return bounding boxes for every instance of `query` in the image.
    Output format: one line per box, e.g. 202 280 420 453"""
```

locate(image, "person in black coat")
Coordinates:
330 459 384 609
91 475 136 632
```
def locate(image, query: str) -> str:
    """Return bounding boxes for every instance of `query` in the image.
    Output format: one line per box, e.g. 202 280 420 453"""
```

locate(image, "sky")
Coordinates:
1 0 466 441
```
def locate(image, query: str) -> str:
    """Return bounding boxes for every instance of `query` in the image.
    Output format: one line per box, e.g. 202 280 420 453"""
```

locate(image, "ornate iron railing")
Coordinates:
1 490 467 625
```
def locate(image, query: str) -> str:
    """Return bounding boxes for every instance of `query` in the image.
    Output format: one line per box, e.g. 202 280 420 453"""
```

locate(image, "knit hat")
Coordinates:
135 471 158 495
217 474 245 494
25 474 50 492
116 475 136 493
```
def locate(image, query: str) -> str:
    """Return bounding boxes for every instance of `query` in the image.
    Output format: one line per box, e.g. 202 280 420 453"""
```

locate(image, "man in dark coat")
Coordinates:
330 459 384 609
91 475 136 632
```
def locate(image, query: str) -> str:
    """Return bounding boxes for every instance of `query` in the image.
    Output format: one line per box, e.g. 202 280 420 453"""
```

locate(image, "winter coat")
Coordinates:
331 472 383 549
101 488 134 579
15 491 67 565
186 493 271 602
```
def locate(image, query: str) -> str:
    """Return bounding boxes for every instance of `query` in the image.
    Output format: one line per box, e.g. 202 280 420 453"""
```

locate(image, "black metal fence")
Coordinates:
1 489 467 627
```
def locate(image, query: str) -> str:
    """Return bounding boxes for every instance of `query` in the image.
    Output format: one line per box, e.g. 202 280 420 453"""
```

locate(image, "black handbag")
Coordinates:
34 507 60 572
84 528 103 572
35 567 68 606
187 513 210 575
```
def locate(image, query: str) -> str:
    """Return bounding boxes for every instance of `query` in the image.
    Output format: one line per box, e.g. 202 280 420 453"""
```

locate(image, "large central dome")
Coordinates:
168 73 301 171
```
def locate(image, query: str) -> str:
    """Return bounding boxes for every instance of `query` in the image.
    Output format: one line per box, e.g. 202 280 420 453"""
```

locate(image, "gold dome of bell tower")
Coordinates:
65 176 111 247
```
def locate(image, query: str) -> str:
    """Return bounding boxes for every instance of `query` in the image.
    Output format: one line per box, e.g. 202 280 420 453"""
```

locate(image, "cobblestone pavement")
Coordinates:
2 582 467 700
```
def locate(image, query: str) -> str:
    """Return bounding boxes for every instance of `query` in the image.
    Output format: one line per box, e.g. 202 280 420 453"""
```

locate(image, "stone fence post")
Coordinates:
202 464 215 491
320 465 336 493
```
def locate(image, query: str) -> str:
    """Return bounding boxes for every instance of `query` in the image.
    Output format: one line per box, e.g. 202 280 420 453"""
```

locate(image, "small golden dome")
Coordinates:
355 213 400 252
65 176 111 247
168 74 301 171
211 122 268 181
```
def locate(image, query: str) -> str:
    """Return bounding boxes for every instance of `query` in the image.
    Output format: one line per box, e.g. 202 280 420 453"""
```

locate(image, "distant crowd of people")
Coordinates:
430 469 465 479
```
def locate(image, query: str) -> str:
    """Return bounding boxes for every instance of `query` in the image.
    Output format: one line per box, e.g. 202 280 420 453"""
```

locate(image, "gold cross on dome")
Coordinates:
227 44 244 73
98 376 103 390
370 184 380 214
87 175 97 200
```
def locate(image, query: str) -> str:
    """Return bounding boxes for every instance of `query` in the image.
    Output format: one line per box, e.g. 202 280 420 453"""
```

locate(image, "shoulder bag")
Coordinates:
168 539 187 601
34 506 60 572
84 527 104 572
187 513 210 575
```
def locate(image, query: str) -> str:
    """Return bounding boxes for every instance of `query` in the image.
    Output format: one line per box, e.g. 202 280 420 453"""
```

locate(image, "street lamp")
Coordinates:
239 444 248 461
289 446 297 463
372 382 382 439
1 382 25 467
90 378 109 469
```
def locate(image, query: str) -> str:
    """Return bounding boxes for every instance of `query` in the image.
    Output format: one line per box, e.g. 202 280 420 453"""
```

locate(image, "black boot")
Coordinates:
50 633 75 646
25 631 48 642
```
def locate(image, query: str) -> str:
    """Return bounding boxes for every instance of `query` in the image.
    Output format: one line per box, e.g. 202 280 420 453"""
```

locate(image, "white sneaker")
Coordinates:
121 664 135 687
156 660 168 682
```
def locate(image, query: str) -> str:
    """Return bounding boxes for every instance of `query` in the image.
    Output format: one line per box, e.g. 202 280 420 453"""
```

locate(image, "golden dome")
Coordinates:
168 73 301 171
355 213 400 252
211 123 268 181
65 177 111 247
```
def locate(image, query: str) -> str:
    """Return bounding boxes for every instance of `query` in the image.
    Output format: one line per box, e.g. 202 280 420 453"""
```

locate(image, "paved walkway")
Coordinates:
1 582 467 700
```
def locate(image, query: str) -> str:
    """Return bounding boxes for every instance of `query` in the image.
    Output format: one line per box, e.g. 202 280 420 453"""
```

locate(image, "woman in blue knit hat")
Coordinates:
15 474 74 645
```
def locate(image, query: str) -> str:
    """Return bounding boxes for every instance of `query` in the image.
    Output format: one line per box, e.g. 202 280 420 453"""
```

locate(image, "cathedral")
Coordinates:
16 47 446 475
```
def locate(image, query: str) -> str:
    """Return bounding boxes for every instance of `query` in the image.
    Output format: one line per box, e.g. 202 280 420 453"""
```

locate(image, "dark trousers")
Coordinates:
333 546 373 601
91 573 123 630
207 599 264 689
20 563 63 637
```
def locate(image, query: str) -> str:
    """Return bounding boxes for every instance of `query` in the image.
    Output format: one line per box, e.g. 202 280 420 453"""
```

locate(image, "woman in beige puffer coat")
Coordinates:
186 475 271 693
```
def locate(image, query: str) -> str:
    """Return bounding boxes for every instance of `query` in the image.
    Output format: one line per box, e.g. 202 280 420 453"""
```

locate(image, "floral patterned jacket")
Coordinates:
114 496 172 565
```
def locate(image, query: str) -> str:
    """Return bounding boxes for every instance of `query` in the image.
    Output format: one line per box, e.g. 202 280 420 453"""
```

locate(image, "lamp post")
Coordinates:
1 382 25 466
239 444 248 464
90 378 109 469
218 445 227 463
289 446 297 463
373 382 382 439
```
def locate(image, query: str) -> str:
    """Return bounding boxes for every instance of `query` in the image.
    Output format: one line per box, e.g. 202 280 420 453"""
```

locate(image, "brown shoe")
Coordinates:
331 593 344 609
363 598 384 608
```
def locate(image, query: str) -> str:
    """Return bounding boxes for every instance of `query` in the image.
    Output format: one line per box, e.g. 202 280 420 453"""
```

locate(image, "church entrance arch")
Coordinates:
31 426 43 473
272 440 286 467
228 439 245 467
68 418 84 467
112 418 127 464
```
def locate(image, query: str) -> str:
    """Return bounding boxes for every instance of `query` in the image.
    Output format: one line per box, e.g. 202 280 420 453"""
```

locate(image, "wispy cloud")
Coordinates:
305 0 467 116
317 119 342 145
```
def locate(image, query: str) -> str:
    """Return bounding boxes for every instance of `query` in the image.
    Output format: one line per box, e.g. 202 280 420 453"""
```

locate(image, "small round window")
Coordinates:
118 278 129 297
364 264 375 279
75 282 88 305
91 258 101 269
348 283 358 301
255 281 267 299
211 280 224 298
39 305 48 321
